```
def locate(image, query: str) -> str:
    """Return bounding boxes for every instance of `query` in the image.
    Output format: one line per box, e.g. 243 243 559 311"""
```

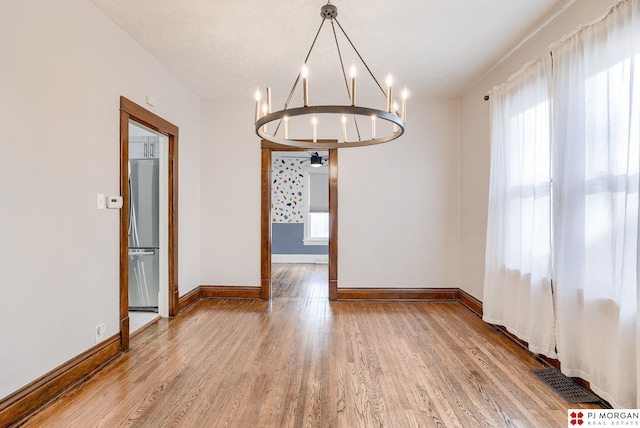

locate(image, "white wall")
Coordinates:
0 0 200 399
459 0 618 300
339 98 461 288
200 99 262 286
199 97 460 289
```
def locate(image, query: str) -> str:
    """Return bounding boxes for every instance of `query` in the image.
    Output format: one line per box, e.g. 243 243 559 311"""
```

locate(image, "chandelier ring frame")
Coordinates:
256 105 405 149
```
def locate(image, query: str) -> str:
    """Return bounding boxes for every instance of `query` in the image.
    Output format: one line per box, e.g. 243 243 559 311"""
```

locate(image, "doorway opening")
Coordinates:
270 151 329 298
260 142 338 300
119 97 179 351
127 121 166 331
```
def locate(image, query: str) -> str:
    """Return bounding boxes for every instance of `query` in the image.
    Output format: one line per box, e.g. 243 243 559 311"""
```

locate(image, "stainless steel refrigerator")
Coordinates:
128 159 159 312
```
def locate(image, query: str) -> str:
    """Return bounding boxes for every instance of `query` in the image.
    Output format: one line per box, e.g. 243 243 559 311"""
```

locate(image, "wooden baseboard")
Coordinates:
178 285 263 313
178 286 201 314
457 289 483 317
0 334 121 427
336 288 459 301
185 285 479 305
200 286 262 299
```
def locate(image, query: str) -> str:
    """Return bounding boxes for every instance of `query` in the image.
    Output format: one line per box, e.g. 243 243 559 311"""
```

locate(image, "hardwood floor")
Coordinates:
271 263 328 299
21 264 598 427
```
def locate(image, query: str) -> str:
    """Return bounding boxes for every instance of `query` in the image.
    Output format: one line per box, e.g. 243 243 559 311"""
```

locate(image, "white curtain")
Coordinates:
551 0 640 408
483 55 556 358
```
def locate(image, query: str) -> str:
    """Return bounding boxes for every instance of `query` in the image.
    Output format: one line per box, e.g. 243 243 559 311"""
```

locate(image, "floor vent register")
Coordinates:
531 368 601 404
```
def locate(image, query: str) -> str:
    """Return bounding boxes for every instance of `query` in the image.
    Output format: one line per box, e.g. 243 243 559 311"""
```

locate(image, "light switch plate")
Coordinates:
96 194 105 210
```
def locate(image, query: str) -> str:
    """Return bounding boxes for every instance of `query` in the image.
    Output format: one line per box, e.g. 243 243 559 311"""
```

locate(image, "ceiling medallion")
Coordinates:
254 1 408 149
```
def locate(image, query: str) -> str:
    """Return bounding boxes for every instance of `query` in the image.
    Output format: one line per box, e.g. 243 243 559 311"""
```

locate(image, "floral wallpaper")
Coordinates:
271 155 326 223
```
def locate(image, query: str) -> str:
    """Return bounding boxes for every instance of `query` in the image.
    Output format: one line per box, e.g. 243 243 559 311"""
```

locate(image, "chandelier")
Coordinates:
254 1 408 149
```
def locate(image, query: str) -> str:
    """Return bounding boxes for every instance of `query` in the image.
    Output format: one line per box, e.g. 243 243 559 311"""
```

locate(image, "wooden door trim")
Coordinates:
328 149 338 300
119 96 179 352
260 148 272 299
260 141 338 300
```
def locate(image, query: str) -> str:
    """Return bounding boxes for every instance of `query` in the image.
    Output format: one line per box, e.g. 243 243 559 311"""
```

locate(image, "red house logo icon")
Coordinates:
570 411 584 425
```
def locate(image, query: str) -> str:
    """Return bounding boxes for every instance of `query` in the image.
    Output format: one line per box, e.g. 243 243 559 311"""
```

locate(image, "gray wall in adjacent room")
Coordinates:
272 223 328 255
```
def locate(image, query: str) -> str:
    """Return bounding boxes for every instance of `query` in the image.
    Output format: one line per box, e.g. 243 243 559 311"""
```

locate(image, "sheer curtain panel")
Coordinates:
551 0 640 408
483 55 556 358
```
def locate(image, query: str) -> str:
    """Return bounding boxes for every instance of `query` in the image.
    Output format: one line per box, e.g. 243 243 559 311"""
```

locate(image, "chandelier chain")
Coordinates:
273 17 327 137
333 18 387 98
330 20 350 105
330 20 362 141
284 18 326 110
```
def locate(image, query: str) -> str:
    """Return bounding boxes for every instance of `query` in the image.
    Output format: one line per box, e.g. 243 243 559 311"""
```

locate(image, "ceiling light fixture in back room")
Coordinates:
310 152 323 167
254 1 408 149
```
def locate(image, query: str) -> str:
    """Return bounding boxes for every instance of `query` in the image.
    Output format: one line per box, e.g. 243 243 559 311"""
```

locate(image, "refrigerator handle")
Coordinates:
128 176 132 237
128 249 156 256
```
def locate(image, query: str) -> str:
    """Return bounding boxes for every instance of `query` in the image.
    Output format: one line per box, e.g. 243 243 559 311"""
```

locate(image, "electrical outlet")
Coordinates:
95 324 106 343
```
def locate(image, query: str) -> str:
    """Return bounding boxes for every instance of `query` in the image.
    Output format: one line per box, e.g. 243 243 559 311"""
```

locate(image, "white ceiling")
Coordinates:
90 0 572 101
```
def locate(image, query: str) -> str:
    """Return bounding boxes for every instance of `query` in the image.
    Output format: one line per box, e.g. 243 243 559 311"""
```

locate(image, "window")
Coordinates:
307 212 329 240
303 167 329 245
503 97 552 272
483 54 556 359
485 1 640 407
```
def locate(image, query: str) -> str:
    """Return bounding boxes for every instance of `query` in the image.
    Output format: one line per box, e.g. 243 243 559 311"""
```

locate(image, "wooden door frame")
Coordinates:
119 96 179 351
261 141 338 300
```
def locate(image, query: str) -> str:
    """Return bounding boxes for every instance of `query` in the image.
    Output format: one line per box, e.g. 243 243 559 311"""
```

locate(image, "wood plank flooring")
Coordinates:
271 263 328 299
21 264 599 427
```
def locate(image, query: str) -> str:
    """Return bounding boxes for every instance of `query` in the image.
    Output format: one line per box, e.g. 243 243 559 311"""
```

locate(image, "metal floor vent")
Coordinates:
531 368 601 404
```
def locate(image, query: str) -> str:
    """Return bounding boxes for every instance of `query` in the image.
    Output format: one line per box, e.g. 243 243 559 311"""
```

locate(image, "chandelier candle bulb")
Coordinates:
266 87 272 114
402 87 408 121
302 65 309 107
350 65 357 106
312 116 318 142
262 103 268 133
254 88 261 122
284 116 289 139
341 115 348 142
393 102 399 132
386 74 393 112
371 115 376 139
